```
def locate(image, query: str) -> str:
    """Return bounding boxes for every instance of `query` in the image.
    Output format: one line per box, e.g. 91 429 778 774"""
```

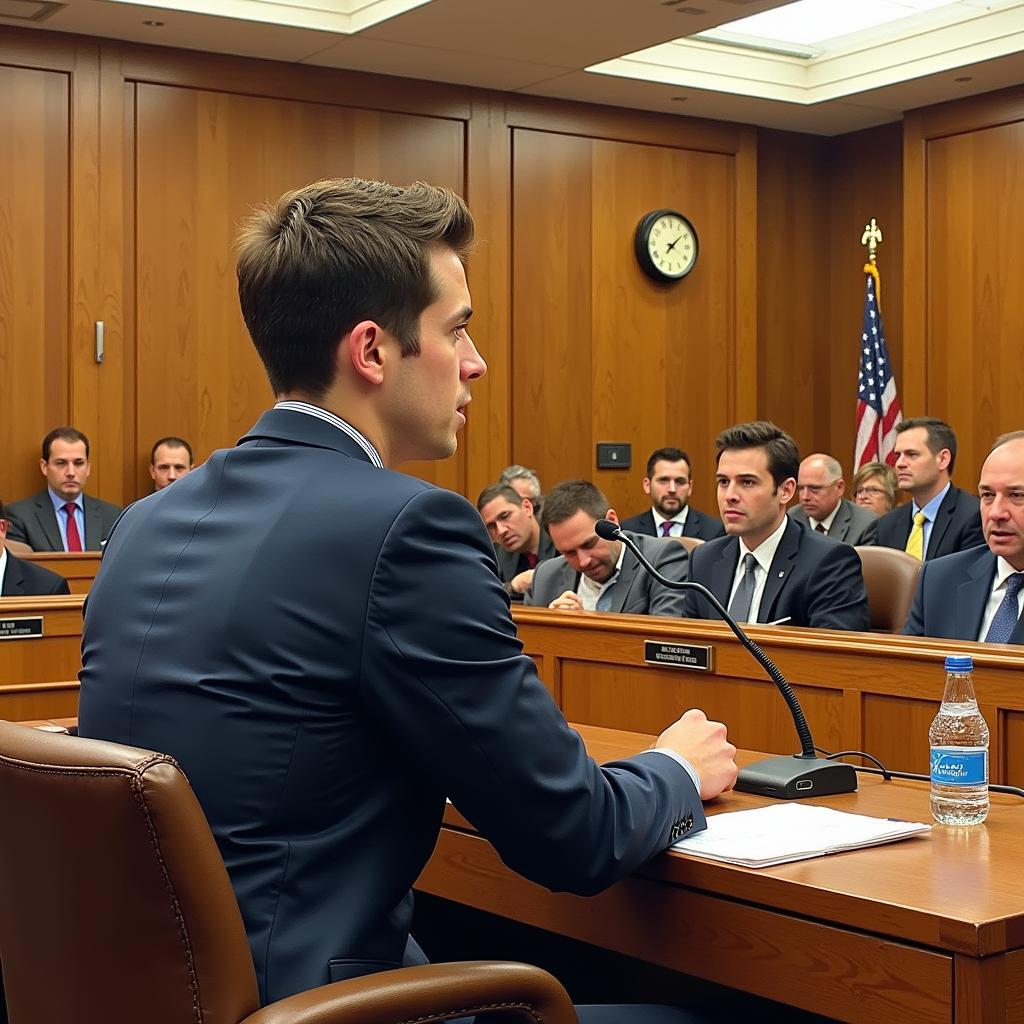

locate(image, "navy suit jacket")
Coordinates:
903 545 1024 643
618 506 725 542
876 485 983 560
0 552 70 597
681 518 870 631
4 490 122 552
78 408 703 1005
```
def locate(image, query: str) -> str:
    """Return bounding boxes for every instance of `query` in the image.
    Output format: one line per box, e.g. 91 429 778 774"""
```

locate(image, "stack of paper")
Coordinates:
672 803 931 868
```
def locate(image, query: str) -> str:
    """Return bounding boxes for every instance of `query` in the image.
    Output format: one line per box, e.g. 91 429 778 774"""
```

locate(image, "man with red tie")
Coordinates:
5 428 122 552
476 481 555 599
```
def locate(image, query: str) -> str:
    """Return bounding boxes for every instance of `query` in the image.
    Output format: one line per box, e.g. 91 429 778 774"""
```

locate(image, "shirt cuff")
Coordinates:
649 747 701 796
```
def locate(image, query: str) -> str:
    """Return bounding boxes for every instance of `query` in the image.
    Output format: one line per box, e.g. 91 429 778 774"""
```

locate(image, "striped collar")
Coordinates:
273 401 384 469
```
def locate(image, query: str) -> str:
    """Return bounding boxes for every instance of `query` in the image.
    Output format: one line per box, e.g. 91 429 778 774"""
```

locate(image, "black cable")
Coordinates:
815 746 891 779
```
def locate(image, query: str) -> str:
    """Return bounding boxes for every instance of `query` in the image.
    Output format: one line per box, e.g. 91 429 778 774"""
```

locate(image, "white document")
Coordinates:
672 803 931 868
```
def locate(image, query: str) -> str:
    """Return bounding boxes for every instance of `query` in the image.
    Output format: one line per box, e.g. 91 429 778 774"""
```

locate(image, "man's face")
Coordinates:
716 447 794 547
150 444 192 490
548 510 620 584
479 496 536 553
385 247 486 464
797 458 844 521
41 439 90 500
893 427 948 495
979 438 1024 571
644 459 692 518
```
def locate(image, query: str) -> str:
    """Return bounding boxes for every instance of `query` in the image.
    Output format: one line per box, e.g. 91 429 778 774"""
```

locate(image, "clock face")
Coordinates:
635 210 699 281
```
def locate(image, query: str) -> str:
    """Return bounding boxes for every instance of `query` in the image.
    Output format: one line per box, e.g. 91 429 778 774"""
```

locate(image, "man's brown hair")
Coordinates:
715 421 799 489
236 178 474 398
540 480 609 530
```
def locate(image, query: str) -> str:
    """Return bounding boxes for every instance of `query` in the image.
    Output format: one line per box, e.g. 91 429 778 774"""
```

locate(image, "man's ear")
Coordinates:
778 477 797 504
937 447 952 473
345 320 387 386
605 509 620 525
522 497 535 517
38 459 47 478
641 478 652 496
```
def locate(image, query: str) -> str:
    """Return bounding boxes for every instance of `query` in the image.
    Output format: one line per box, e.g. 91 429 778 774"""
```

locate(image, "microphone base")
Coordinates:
736 756 857 800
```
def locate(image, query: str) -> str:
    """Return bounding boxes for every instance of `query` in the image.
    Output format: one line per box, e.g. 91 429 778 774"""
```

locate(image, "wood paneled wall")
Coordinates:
0 23 1017 515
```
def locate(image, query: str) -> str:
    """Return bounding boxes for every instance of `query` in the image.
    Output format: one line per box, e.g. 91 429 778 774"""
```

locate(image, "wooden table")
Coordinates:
416 724 1024 1024
22 552 101 595
512 606 1024 785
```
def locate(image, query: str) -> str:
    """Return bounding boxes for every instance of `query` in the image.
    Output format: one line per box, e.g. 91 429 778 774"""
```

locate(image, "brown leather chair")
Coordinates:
2 538 32 557
854 545 923 633
0 721 576 1024
665 536 704 554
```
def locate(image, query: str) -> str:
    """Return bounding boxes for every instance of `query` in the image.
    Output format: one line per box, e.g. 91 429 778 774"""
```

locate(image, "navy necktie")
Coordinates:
984 572 1024 644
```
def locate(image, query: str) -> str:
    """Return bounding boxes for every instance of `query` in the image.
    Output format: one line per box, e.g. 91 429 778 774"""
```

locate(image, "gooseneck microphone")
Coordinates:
594 519 856 799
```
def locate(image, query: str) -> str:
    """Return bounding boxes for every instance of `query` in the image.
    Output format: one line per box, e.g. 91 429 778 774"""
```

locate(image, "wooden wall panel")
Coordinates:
0 64 70 507
510 128 741 516
905 86 1024 496
133 82 465 497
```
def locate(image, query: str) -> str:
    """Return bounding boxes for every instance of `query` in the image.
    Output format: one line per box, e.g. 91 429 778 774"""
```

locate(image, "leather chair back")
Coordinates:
666 536 705 553
854 545 922 633
0 720 260 1024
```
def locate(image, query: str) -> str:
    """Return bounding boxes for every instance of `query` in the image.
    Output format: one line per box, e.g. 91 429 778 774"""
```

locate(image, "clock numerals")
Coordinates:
635 209 699 282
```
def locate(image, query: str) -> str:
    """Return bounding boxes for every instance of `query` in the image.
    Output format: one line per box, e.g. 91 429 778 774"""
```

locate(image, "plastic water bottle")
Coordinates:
929 654 989 825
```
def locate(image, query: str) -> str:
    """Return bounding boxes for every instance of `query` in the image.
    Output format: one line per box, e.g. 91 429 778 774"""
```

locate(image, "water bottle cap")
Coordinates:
945 654 974 672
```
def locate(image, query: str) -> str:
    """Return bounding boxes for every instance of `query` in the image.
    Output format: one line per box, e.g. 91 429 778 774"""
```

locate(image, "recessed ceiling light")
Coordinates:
670 95 688 101
142 19 164 26
955 75 973 82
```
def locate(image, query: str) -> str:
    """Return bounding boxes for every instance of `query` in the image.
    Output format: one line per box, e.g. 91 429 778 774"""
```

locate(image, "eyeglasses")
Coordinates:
855 486 887 497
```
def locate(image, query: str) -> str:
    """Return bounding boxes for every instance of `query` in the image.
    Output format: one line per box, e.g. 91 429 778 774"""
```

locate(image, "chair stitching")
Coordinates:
129 772 205 1024
396 1001 542 1023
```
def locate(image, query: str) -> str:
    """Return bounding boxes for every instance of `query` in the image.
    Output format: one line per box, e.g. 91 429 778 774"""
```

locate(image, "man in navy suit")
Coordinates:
620 447 724 542
681 423 869 631
876 417 983 560
905 431 1024 642
78 178 737 1018
0 500 69 597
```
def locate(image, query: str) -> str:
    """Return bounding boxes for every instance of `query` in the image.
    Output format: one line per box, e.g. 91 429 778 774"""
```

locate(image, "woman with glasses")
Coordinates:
852 461 898 515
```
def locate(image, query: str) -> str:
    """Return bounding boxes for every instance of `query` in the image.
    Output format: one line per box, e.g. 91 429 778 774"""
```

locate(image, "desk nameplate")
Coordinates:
643 640 712 671
0 617 44 640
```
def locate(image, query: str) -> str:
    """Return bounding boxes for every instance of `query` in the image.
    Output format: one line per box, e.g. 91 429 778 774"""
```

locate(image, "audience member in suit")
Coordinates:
149 435 194 491
476 482 556 599
4 428 122 552
0 500 70 596
682 422 870 631
876 417 984 560
526 479 689 616
852 461 898 516
77 178 736 1019
619 447 725 542
905 431 1024 643
788 453 878 545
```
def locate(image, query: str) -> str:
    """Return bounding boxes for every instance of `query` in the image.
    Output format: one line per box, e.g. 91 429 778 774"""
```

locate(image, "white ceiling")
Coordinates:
6 0 1024 134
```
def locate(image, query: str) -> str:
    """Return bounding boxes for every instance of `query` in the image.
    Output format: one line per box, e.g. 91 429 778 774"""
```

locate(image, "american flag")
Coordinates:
854 264 902 467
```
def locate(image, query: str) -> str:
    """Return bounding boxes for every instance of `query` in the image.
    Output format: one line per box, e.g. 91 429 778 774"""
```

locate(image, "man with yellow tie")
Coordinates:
876 417 983 560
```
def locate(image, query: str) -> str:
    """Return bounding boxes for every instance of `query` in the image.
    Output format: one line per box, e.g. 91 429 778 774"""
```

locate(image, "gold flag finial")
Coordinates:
861 218 882 264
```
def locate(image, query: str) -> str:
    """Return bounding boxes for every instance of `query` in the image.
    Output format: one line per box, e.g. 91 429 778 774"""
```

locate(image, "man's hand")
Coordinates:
548 590 583 611
509 569 534 595
655 708 737 800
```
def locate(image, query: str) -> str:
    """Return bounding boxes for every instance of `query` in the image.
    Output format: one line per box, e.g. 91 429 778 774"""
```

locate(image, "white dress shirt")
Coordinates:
726 516 789 623
652 507 689 537
576 543 626 611
808 502 840 535
977 557 1024 641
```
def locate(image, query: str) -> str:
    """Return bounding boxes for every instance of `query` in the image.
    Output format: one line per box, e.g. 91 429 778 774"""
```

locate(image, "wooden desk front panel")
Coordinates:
22 552 101 595
0 596 83 720
513 608 1024 785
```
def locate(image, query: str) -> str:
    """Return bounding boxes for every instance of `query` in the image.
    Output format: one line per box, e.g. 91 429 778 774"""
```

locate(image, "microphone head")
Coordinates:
595 518 621 541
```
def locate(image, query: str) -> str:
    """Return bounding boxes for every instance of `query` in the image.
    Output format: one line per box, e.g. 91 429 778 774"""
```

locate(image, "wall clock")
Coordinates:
634 209 699 282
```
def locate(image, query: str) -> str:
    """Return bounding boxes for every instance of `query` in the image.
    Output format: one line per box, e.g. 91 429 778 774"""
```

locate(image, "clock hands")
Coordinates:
665 235 683 253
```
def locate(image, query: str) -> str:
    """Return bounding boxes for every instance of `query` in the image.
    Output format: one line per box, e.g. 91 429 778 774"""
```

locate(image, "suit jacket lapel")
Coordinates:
682 512 700 539
959 551 996 641
34 494 63 552
926 487 958 558
1 555 24 596
832 501 852 542
83 495 104 549
610 550 639 612
760 519 801 622
709 538 739 608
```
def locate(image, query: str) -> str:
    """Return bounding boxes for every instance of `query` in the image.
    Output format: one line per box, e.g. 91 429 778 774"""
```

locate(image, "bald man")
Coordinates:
788 452 878 545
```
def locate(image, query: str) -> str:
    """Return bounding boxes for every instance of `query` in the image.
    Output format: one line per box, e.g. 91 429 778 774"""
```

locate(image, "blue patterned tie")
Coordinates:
984 572 1024 644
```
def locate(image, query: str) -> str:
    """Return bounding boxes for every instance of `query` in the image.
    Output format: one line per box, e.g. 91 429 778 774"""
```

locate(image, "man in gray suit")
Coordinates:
789 452 878 545
5 428 122 552
476 482 555 599
526 479 688 616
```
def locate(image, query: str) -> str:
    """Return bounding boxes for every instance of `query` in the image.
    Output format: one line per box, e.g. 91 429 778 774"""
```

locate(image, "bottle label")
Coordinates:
930 747 988 787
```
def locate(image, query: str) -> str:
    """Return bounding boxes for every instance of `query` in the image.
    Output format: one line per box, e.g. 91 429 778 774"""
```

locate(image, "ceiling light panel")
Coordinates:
97 0 434 33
